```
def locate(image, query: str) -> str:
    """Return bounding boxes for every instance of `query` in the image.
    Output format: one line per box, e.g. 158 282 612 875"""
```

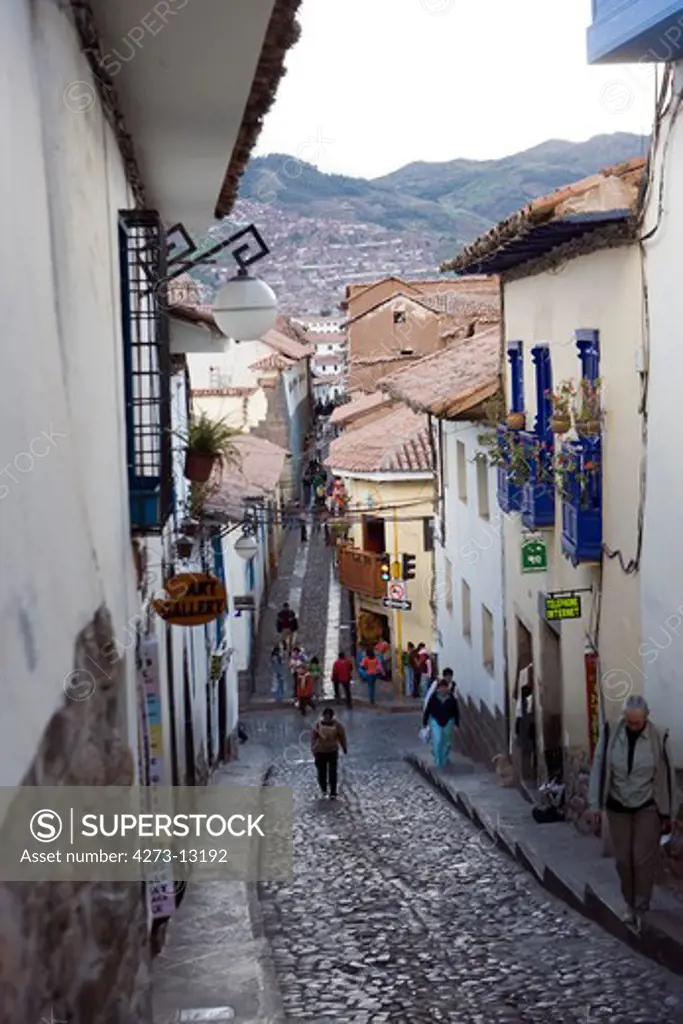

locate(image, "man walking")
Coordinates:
311 707 348 799
331 650 354 708
276 602 298 655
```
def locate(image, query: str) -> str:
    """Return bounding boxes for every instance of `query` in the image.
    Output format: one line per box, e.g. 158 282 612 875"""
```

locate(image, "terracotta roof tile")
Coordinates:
262 328 313 361
329 391 393 426
326 407 433 474
441 158 646 273
379 326 501 420
206 435 289 520
249 352 293 372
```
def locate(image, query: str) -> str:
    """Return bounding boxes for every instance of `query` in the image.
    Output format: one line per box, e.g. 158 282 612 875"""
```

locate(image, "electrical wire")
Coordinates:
601 65 682 577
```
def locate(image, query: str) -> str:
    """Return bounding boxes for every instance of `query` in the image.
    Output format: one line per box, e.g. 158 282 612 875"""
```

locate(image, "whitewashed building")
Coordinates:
381 328 508 760
587 4 683 770
0 0 301 1018
442 159 646 819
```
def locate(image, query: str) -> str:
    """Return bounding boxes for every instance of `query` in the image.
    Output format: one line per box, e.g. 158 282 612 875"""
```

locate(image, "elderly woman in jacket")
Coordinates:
588 694 677 932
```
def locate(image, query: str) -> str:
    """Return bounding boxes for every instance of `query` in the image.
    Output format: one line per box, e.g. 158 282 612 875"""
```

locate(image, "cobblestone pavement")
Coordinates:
246 711 683 1024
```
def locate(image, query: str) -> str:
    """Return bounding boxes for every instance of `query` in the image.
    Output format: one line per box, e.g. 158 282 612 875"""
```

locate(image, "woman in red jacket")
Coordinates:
331 651 354 708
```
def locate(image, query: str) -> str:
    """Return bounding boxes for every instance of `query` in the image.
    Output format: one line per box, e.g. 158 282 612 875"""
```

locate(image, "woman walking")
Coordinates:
360 647 384 705
423 677 460 768
588 694 677 932
270 644 285 701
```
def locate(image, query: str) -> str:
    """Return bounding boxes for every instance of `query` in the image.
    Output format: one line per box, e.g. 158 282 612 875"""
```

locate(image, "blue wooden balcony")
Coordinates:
520 432 556 530
496 426 524 515
560 437 603 566
587 0 683 63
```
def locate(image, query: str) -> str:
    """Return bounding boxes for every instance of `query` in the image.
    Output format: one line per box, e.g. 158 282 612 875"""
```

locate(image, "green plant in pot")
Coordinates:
553 446 578 501
181 413 241 483
574 377 602 437
547 380 575 434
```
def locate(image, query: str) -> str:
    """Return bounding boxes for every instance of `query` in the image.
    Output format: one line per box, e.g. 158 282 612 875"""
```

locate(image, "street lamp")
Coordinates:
234 533 259 561
212 270 277 341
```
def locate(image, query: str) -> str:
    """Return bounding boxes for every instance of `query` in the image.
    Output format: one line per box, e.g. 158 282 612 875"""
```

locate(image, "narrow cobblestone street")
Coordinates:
247 710 683 1024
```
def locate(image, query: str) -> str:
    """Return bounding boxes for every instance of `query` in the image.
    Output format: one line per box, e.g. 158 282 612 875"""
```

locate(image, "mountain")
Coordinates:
192 133 649 315
240 133 648 254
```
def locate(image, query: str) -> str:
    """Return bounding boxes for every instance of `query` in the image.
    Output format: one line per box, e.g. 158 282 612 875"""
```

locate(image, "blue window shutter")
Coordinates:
507 341 524 413
575 329 600 381
531 345 553 437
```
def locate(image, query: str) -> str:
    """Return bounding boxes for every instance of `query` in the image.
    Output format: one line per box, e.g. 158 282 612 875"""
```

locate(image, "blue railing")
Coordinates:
496 425 524 515
560 436 602 565
520 432 555 529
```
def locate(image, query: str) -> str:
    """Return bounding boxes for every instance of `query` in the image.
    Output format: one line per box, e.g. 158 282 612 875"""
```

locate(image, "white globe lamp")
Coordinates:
234 534 259 561
212 269 277 341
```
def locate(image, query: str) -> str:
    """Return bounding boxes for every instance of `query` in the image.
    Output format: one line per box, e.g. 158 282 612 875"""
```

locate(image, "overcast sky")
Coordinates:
254 0 655 179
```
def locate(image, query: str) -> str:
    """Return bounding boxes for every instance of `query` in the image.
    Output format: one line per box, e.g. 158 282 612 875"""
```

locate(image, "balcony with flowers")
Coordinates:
553 375 604 565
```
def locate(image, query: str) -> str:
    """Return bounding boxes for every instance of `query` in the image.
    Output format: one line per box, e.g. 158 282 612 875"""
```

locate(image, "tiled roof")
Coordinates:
206 434 289 520
441 158 646 273
191 386 257 398
349 352 417 367
262 328 313 361
345 291 440 328
249 352 293 372
326 406 434 474
379 327 501 420
329 391 392 426
214 0 302 217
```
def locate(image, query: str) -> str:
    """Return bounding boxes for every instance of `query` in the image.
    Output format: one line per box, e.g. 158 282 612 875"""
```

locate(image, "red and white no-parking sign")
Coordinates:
387 580 406 602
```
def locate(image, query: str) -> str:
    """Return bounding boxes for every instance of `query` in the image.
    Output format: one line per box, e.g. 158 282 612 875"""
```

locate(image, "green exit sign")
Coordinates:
545 594 582 621
521 538 547 573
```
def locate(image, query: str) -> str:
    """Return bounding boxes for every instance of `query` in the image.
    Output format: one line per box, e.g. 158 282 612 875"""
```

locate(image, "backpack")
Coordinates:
317 723 338 745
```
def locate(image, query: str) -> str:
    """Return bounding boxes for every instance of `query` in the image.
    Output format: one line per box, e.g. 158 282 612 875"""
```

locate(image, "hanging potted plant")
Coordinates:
547 381 575 434
553 446 579 501
506 410 526 431
574 378 602 437
180 412 241 483
508 434 532 485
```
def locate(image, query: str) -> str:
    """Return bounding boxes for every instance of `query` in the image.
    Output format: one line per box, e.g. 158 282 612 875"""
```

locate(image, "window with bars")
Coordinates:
118 210 172 532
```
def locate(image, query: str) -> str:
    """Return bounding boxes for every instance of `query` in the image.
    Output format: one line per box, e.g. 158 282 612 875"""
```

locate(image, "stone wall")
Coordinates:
456 695 507 768
0 606 151 1024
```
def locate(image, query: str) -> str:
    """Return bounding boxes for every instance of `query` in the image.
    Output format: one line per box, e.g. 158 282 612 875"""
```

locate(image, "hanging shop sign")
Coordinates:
153 573 226 626
545 593 582 621
585 652 600 758
521 537 548 573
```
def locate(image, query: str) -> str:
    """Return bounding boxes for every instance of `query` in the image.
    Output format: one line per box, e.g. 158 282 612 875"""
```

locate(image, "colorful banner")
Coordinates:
137 634 176 920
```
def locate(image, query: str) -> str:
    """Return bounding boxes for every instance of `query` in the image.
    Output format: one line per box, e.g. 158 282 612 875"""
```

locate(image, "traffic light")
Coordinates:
380 553 391 581
402 553 416 580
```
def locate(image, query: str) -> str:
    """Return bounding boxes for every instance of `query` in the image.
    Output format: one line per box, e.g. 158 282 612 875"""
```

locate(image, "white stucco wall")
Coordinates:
435 423 506 714
503 243 643 753
0 1 144 786
640 62 683 767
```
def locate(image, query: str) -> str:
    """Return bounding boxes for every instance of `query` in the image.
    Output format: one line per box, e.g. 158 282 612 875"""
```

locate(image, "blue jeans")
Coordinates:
404 665 413 697
420 674 430 699
367 675 377 704
273 667 284 700
430 718 454 767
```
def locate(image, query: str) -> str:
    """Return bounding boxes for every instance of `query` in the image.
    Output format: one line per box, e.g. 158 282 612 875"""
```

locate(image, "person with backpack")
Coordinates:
276 602 298 655
423 677 460 768
331 650 354 707
587 694 678 933
311 707 348 799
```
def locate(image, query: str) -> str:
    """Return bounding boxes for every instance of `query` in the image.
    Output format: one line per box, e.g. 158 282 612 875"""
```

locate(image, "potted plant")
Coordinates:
508 434 532 485
553 446 577 500
574 378 602 437
547 381 575 434
180 412 241 483
506 411 526 430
